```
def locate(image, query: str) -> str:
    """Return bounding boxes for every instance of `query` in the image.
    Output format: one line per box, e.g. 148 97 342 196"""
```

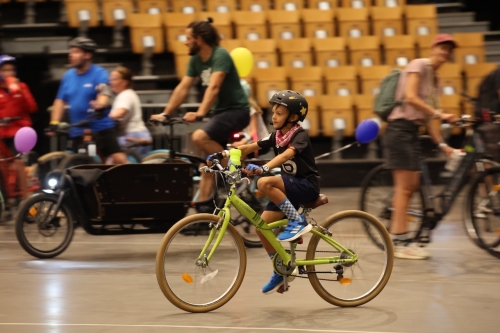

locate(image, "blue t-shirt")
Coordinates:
56 64 114 137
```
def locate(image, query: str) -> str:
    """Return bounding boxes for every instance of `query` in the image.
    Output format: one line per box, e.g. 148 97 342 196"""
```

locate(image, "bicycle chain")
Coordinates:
286 250 343 282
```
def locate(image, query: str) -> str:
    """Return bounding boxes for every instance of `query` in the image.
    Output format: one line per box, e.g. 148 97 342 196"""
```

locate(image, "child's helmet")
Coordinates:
269 90 308 122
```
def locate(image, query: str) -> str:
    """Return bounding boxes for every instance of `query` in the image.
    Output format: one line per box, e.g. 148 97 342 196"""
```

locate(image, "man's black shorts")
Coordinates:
202 110 250 148
70 127 122 158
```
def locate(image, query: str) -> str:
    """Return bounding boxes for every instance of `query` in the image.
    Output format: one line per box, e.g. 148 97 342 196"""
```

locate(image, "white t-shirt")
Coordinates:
111 89 147 134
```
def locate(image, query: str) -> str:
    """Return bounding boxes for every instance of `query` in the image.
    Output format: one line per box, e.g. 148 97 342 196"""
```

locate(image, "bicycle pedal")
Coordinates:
291 237 303 244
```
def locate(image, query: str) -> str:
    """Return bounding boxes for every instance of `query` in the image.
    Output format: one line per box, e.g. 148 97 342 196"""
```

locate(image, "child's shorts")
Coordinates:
265 175 319 211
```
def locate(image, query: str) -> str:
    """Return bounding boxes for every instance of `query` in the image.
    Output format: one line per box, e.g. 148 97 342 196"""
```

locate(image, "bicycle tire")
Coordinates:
15 193 74 259
58 154 95 169
465 166 500 257
155 213 247 313
123 148 142 164
306 210 394 307
360 164 426 248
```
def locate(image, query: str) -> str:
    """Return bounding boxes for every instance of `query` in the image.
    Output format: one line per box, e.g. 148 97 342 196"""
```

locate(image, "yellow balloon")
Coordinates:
230 47 254 78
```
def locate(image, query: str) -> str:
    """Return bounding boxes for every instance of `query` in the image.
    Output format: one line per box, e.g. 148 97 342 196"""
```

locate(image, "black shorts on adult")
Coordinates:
383 119 421 171
70 128 122 158
202 110 250 148
265 175 319 212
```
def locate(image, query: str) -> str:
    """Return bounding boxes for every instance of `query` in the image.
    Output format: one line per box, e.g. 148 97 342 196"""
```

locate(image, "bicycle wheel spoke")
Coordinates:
157 217 246 312
307 212 392 306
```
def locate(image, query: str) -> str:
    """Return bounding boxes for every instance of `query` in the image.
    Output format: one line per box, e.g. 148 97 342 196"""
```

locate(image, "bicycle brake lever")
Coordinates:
239 177 251 185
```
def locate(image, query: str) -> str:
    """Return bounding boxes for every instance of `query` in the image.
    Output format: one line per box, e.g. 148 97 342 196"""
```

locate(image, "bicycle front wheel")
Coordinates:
360 164 425 248
156 213 247 313
465 167 500 257
307 210 394 307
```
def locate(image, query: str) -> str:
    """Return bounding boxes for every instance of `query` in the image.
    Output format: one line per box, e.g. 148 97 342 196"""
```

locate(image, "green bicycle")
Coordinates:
156 154 394 313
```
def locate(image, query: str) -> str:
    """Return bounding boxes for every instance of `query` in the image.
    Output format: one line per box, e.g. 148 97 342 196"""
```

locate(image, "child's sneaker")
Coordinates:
261 268 298 294
393 241 430 260
276 216 312 242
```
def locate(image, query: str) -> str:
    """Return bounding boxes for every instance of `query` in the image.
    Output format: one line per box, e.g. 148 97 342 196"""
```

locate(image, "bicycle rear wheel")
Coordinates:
465 167 500 258
360 164 425 248
156 213 247 313
306 210 393 307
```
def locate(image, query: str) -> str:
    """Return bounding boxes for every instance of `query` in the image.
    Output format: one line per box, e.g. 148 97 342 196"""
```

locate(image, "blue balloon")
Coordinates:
355 119 380 144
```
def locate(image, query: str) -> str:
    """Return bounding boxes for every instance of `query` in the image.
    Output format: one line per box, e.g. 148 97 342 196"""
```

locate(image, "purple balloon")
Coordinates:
14 127 37 153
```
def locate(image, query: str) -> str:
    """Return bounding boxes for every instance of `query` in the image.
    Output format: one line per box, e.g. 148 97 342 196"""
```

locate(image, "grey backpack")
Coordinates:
374 68 403 121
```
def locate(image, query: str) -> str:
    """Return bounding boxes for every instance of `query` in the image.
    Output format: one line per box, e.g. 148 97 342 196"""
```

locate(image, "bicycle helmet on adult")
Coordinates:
0 55 16 67
69 37 97 52
269 90 308 122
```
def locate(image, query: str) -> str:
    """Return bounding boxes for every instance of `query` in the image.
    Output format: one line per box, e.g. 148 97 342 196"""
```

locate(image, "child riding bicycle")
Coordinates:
207 90 320 294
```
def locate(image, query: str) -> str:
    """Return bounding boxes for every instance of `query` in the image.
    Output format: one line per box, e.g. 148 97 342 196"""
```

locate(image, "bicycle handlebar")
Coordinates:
199 160 251 185
0 117 23 127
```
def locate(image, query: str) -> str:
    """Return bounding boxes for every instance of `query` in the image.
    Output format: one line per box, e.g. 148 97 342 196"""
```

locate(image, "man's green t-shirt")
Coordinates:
186 46 250 115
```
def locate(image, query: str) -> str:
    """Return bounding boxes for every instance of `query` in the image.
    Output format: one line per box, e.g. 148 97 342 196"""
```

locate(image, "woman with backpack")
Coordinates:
383 34 458 260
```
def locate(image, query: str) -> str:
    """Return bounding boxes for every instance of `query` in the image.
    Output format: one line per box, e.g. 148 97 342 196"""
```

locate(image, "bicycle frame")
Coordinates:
420 130 490 218
198 183 358 268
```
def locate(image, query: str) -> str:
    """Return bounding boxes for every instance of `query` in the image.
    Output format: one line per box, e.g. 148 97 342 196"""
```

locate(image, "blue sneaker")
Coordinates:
261 268 298 294
277 216 312 242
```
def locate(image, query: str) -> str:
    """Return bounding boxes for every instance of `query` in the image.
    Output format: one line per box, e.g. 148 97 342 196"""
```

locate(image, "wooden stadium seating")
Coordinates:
170 0 202 13
340 0 371 8
324 66 358 96
452 33 485 65
320 95 355 137
313 37 346 67
203 12 232 40
354 94 377 123
219 38 244 52
101 0 134 27
301 9 335 39
371 6 403 37
438 63 463 96
415 34 436 57
253 67 288 107
233 11 267 40
383 35 416 68
274 0 303 11
308 0 337 10
268 10 301 40
240 0 270 11
137 0 168 14
163 13 197 51
129 13 164 53
337 7 369 38
64 0 100 28
405 5 437 36
244 39 278 68
288 66 323 97
348 36 381 67
439 94 463 133
301 96 320 137
279 38 313 68
205 0 236 12
374 0 405 7
358 65 391 94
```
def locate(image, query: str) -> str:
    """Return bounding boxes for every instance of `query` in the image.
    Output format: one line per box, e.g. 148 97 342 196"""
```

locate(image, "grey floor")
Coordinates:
1 188 499 333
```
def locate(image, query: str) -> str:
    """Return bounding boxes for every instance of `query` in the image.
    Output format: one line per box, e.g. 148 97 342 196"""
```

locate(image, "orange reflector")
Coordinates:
29 207 37 216
339 277 352 285
182 273 193 283
493 185 500 191
495 228 500 236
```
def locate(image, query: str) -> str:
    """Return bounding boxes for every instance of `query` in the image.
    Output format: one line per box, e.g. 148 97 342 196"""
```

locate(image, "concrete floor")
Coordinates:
0 188 499 333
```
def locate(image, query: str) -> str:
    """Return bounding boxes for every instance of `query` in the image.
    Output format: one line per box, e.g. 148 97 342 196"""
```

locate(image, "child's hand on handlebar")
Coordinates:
440 113 458 124
244 164 263 176
206 151 226 166
183 112 202 123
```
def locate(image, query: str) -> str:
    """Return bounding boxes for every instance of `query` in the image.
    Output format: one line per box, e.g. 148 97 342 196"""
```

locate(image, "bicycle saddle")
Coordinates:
303 194 328 209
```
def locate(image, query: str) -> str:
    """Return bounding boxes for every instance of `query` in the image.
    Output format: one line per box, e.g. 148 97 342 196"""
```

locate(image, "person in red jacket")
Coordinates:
0 55 38 200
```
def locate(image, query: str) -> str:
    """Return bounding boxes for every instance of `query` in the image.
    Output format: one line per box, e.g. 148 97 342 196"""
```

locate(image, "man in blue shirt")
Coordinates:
47 37 127 164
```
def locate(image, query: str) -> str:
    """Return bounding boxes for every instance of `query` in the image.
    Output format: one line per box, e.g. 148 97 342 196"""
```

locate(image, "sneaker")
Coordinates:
261 268 298 294
393 241 430 260
276 216 312 242
474 205 492 219
194 199 216 214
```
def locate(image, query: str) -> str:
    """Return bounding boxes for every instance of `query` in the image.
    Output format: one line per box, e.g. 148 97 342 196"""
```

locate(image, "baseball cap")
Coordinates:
431 34 458 49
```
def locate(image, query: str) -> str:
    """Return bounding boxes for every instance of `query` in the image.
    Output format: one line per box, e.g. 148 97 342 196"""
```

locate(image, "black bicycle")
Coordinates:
360 115 500 257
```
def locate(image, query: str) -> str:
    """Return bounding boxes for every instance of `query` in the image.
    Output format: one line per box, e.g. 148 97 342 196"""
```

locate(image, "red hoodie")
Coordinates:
0 82 38 138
